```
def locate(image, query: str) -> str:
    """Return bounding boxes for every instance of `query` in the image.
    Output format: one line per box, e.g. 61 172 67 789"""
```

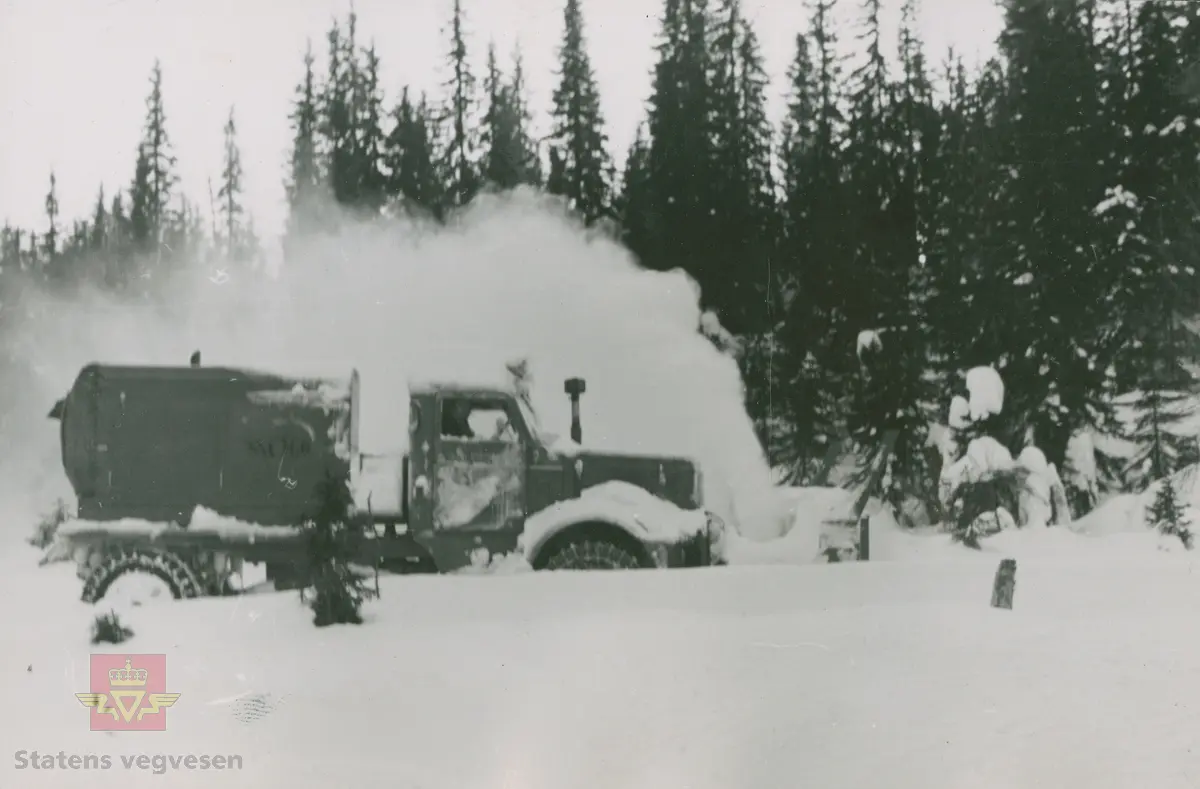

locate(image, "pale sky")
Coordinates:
0 0 1001 242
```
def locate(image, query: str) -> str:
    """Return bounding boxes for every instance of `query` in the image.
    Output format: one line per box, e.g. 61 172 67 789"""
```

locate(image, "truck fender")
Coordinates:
520 512 653 570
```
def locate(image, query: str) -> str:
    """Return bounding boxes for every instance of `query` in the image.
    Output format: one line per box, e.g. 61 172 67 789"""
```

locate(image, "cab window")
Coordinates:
440 398 519 443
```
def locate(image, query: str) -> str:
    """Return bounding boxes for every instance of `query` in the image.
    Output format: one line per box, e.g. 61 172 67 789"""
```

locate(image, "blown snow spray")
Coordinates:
0 189 784 542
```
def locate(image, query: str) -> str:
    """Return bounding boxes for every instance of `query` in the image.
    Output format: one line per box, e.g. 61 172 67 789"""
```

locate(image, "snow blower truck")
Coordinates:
48 359 726 603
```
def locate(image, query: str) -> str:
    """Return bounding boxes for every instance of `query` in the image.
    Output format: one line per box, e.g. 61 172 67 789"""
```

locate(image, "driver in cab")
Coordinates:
441 399 476 440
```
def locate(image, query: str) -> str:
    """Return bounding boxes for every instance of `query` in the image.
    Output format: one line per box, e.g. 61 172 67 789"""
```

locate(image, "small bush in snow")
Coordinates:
28 499 70 550
946 467 1029 549
1147 477 1193 550
90 610 133 645
302 471 379 627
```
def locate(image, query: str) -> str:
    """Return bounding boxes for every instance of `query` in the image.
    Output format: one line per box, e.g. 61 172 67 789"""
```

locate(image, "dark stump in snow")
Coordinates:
991 558 1017 610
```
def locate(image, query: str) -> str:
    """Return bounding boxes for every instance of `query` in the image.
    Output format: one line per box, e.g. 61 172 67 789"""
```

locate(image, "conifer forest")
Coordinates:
2 0 1200 527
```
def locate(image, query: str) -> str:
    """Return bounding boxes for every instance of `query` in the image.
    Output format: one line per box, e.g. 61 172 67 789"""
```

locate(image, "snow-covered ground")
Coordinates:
5 486 1200 789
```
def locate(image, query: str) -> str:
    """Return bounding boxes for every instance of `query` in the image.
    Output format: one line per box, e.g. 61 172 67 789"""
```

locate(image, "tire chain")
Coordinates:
81 547 204 604
544 539 642 571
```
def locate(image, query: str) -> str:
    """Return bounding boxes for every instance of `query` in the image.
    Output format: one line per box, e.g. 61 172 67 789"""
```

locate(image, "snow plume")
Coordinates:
0 188 783 541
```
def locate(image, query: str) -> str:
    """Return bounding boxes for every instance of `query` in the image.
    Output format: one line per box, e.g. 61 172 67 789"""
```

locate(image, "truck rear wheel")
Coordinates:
541 537 644 571
82 548 204 604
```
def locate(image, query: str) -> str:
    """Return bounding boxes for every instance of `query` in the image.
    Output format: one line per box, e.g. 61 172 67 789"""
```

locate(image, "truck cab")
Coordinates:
370 381 715 573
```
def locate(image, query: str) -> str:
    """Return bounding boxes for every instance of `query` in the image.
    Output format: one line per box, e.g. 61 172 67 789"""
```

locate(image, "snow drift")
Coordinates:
0 189 781 542
8 531 1200 789
1074 462 1200 539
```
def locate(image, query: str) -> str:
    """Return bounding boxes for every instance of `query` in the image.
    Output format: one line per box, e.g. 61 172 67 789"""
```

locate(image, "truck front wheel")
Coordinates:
543 539 642 570
536 524 651 571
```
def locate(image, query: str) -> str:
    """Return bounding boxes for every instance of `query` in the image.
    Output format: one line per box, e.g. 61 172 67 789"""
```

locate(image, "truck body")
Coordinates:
54 364 354 527
50 362 724 601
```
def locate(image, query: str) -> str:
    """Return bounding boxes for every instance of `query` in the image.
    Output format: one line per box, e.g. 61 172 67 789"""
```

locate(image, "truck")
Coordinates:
49 359 726 603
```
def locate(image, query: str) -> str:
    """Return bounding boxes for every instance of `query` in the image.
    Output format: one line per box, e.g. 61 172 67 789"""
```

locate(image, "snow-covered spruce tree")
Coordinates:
939 368 1035 546
303 470 378 627
1147 476 1193 550
1092 0 1200 496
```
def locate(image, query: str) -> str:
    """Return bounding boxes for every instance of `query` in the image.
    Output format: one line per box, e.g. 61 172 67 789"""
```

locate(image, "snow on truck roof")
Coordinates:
406 379 516 397
75 363 517 400
79 362 351 387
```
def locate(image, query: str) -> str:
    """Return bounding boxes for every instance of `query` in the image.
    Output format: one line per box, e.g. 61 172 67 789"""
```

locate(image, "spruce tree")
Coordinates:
482 43 542 192
107 192 132 288
304 470 379 627
320 17 358 209
81 185 113 289
216 106 259 270
128 144 154 255
507 48 544 186
842 0 900 473
89 186 107 253
616 125 656 261
1110 0 1200 487
42 172 59 265
384 87 444 218
129 60 178 261
990 0 1113 467
778 4 851 483
352 43 390 215
849 0 940 514
707 0 777 336
546 0 612 225
651 0 717 264
439 0 482 210
1147 475 1193 549
285 40 326 245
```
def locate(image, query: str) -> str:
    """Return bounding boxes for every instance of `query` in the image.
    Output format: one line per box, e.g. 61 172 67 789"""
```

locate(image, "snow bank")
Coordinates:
722 482 1186 568
1074 463 1200 538
0 189 781 545
722 486 851 565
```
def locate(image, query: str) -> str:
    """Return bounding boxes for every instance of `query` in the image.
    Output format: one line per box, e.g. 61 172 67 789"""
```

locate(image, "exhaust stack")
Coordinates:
564 378 586 444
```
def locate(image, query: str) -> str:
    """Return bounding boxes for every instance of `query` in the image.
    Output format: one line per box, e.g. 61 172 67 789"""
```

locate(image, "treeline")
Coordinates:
0 61 260 299
3 0 1200 518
